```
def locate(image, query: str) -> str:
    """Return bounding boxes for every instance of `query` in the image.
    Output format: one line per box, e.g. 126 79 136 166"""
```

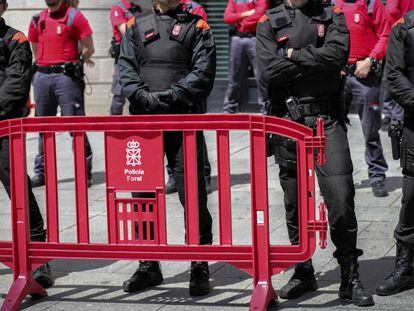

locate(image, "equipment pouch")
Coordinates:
109 38 121 60
389 121 403 160
284 96 304 121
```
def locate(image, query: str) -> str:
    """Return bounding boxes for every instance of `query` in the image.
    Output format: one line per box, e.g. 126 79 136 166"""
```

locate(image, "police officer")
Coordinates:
0 0 54 288
334 0 390 197
28 0 94 187
109 0 152 116
381 0 414 130
118 0 215 296
164 0 212 195
376 10 414 296
223 0 268 114
257 0 373 306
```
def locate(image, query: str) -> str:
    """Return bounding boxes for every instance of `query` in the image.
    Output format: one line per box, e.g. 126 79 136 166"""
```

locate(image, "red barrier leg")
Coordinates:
249 117 277 310
1 276 46 311
250 280 276 311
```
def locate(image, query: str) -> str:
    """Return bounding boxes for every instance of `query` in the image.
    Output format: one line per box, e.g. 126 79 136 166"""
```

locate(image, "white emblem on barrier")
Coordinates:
126 140 142 166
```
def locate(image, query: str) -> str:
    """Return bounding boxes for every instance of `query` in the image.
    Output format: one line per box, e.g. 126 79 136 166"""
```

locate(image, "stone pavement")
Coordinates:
0 115 410 310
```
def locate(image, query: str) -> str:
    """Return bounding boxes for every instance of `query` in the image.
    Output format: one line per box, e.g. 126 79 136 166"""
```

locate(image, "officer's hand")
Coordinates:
241 9 255 18
146 92 170 112
134 92 169 112
355 58 371 79
155 90 177 105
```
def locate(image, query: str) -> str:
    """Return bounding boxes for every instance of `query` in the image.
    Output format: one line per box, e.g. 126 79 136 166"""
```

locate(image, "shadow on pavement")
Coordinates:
355 176 403 193
274 257 395 309
9 258 400 309
19 262 254 310
58 171 106 186
209 173 251 192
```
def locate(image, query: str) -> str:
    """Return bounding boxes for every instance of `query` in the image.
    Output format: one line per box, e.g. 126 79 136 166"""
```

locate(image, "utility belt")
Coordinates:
234 31 256 38
271 98 336 120
344 60 384 79
35 62 84 80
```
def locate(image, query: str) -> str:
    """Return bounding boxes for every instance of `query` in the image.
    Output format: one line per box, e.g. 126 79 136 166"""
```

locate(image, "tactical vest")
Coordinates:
334 0 378 62
33 6 79 65
268 4 341 105
132 11 196 113
405 10 414 84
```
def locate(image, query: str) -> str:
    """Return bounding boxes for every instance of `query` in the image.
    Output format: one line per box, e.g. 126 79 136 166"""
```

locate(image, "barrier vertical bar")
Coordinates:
106 188 117 244
183 131 199 245
297 140 312 258
157 188 167 244
73 132 89 244
43 133 59 243
2 122 46 311
216 130 232 245
249 118 276 310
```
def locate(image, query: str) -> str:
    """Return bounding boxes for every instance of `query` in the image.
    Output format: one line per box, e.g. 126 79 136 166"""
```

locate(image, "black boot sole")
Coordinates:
279 278 318 300
122 274 163 293
339 291 375 307
376 280 414 296
189 285 210 297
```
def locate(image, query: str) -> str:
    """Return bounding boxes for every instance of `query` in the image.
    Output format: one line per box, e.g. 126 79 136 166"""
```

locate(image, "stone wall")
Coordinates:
5 0 118 115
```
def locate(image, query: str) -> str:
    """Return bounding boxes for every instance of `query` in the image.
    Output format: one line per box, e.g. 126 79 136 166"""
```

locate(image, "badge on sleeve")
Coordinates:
317 24 325 37
354 13 360 23
57 25 62 35
114 10 119 17
172 24 182 37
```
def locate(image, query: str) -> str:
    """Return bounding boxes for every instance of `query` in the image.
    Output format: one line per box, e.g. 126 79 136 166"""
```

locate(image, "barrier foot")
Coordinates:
1 275 47 311
249 280 277 311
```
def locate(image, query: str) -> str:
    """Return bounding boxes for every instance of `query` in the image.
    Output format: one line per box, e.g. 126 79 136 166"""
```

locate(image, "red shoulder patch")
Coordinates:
259 14 269 23
12 32 28 44
196 19 210 31
126 17 136 29
393 17 404 27
333 5 342 14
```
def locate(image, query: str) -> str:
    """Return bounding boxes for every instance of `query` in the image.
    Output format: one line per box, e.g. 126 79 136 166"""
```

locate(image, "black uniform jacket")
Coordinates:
0 18 32 120
118 5 216 114
256 2 350 112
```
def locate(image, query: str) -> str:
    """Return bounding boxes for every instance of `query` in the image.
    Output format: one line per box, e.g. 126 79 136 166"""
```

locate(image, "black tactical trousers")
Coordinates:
274 119 362 259
394 124 414 245
164 131 213 245
0 137 46 241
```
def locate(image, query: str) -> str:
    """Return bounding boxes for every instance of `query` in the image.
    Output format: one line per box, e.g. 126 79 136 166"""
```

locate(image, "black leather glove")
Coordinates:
154 89 177 105
157 89 194 108
134 91 170 112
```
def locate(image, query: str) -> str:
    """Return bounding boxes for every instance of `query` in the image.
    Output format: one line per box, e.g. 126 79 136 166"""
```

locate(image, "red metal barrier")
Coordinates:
0 114 326 311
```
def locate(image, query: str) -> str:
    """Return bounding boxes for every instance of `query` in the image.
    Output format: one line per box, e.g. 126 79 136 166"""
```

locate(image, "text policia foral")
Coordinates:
124 168 144 182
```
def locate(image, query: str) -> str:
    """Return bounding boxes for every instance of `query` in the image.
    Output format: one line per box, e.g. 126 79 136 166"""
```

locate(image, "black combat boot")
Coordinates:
165 176 177 194
123 261 163 293
279 259 318 299
338 255 374 307
376 243 414 296
33 263 54 289
189 261 210 296
31 232 54 289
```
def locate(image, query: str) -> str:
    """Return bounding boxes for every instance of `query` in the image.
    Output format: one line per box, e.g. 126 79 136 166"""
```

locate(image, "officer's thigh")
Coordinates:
33 72 59 117
53 74 84 116
346 74 379 107
316 120 355 210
